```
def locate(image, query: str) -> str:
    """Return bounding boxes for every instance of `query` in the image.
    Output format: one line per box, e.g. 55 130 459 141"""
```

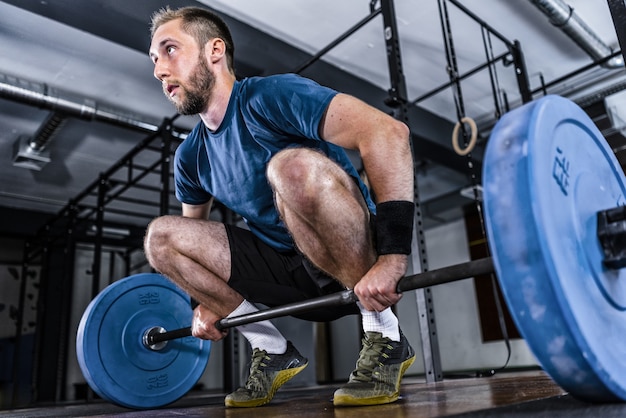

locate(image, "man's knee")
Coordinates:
267 148 340 210
144 215 177 268
267 148 323 188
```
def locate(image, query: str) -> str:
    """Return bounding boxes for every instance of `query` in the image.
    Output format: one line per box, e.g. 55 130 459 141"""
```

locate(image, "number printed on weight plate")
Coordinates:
147 374 169 390
552 146 570 196
138 292 160 305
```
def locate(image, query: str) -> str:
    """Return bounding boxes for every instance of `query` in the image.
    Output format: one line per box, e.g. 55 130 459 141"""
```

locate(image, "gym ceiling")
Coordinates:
0 0 623 232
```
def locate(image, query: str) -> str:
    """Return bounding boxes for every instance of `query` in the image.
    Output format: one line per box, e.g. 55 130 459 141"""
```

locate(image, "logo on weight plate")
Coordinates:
552 147 570 196
138 292 160 305
147 374 169 389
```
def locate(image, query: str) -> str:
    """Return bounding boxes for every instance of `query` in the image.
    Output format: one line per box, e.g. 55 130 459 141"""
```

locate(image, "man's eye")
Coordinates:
167 46 176 55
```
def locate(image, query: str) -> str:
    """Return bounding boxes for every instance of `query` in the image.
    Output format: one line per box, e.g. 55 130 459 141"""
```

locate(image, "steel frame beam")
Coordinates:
378 0 443 383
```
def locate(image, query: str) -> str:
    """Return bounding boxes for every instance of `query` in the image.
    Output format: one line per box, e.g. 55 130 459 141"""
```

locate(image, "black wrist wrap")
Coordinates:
375 200 414 255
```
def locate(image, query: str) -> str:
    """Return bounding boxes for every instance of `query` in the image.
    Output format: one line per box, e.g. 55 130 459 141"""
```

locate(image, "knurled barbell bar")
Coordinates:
145 256 496 348
76 95 626 409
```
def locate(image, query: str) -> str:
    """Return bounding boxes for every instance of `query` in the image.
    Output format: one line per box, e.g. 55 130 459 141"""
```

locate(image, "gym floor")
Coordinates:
2 370 625 417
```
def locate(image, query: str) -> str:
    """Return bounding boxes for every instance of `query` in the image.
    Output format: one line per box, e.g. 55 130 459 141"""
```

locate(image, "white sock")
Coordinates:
357 302 401 341
228 300 287 354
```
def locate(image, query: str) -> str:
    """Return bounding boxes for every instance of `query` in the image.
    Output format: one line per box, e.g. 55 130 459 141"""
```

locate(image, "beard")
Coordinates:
167 55 215 115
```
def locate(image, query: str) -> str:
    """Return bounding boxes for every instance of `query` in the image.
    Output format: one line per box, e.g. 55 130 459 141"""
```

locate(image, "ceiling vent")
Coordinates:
12 112 66 171
12 134 51 171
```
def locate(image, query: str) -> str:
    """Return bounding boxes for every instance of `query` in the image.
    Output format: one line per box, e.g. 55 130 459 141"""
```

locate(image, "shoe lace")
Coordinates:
244 348 270 391
351 335 393 382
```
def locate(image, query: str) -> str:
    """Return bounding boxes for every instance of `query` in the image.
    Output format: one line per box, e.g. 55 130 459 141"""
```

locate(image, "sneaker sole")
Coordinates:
225 363 308 408
333 355 416 407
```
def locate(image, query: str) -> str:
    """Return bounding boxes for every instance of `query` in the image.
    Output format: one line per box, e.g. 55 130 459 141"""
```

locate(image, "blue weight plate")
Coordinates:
483 95 626 402
76 273 211 409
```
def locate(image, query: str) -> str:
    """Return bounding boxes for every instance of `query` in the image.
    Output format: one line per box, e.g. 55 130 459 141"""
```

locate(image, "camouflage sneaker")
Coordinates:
225 341 308 407
333 331 415 406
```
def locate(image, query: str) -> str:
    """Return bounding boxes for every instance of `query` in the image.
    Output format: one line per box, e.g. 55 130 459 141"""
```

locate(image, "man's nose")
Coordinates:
153 61 169 81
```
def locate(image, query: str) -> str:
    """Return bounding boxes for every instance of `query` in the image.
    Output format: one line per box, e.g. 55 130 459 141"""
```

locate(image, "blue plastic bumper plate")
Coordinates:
76 273 211 409
483 95 626 402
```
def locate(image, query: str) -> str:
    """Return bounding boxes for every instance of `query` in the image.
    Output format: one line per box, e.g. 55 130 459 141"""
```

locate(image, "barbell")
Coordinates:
76 95 626 409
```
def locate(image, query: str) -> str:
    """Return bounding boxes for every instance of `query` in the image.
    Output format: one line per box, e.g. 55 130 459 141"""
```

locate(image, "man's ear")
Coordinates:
206 38 226 64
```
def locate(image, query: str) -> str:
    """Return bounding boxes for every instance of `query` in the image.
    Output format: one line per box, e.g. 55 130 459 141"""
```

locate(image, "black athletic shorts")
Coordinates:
224 224 360 322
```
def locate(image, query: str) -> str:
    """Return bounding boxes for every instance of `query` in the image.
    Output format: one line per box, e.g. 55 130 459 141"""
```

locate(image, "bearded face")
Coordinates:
166 52 215 115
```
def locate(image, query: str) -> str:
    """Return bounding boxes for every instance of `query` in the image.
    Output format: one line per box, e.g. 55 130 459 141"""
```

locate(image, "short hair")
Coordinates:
150 6 235 73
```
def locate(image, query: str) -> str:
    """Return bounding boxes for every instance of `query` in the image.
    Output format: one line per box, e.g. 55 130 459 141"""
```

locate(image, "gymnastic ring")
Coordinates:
452 116 478 156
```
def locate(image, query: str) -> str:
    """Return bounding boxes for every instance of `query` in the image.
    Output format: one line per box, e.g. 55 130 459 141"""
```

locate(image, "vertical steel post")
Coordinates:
509 40 533 103
159 119 173 217
607 0 626 64
91 175 107 299
379 0 443 383
57 209 77 401
10 243 32 407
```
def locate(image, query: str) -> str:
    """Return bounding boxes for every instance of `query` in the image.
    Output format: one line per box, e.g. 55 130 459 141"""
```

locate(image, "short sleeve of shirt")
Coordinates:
245 74 337 142
174 129 213 205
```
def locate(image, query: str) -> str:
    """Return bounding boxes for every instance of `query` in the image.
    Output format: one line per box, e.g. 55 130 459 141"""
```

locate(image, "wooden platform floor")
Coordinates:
2 370 626 417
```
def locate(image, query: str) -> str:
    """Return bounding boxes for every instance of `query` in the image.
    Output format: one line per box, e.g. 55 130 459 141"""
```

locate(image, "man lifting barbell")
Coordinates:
77 5 626 406
144 6 416 407
76 75 626 409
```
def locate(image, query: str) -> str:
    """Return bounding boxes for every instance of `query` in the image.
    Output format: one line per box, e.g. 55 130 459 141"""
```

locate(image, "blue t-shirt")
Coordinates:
174 74 375 252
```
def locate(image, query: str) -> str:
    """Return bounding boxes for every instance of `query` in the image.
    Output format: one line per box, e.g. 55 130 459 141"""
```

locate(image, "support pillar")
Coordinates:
379 0 443 383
